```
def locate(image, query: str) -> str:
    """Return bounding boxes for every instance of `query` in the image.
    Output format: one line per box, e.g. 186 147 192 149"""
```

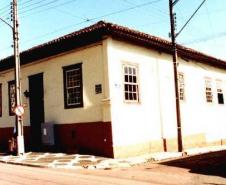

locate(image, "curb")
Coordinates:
0 146 226 170
0 160 47 168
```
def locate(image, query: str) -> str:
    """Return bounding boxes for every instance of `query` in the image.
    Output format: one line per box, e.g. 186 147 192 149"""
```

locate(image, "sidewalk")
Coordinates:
0 145 226 170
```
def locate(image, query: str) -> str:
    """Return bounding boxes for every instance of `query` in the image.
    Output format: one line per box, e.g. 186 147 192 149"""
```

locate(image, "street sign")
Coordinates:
14 105 24 117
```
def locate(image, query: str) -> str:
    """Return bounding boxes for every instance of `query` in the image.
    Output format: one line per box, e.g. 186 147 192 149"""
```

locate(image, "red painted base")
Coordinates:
0 126 30 152
0 122 113 158
54 122 113 157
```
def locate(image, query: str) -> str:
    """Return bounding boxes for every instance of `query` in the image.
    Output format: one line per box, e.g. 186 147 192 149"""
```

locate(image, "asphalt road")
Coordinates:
0 163 153 185
0 150 226 185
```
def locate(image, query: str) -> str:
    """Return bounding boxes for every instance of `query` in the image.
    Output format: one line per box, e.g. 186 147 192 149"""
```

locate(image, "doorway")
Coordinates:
29 73 44 151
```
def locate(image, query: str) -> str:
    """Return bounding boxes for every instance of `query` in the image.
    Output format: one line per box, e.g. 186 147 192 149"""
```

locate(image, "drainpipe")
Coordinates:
156 57 167 152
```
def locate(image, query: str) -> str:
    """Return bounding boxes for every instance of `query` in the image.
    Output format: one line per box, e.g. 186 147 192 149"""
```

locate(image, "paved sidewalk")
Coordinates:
0 145 226 170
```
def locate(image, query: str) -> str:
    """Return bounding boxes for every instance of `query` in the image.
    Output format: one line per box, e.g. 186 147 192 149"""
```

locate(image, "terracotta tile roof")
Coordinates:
0 20 225 71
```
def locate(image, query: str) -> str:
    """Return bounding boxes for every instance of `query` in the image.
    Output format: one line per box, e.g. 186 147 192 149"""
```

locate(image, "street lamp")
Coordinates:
0 0 25 156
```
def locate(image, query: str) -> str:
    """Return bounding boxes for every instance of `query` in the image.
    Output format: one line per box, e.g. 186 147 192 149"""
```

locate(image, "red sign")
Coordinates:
14 105 25 116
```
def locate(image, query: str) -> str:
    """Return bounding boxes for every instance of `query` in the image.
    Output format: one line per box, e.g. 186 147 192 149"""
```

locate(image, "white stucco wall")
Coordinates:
178 59 226 142
105 37 226 152
0 44 107 127
106 38 177 149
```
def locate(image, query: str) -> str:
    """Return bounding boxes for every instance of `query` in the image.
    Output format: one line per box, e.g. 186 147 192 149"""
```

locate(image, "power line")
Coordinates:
19 0 61 14
174 4 201 44
123 0 168 16
173 0 181 6
0 4 10 12
182 32 226 45
176 0 207 38
0 13 10 20
19 0 35 6
0 45 12 51
19 0 48 11
87 0 163 21
56 8 89 22
0 0 163 55
121 0 169 30
20 0 163 46
0 0 79 50
19 0 77 19
204 2 216 45
0 6 10 14
0 7 10 18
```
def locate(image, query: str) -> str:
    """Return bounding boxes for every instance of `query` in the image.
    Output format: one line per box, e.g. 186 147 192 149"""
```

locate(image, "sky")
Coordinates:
0 0 226 60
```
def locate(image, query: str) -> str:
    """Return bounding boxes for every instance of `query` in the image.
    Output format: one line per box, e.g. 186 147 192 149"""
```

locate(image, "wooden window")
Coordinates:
123 64 139 102
178 72 185 101
205 77 213 103
216 80 224 104
63 63 83 109
0 84 2 117
8 80 16 116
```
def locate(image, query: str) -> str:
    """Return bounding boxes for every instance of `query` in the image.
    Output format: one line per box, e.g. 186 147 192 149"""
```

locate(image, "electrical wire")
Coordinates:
0 7 11 19
19 0 77 18
19 0 35 7
19 0 49 11
182 32 226 45
19 0 61 14
176 0 207 38
173 0 181 6
0 4 10 12
20 0 163 48
123 0 168 16
174 4 201 43
56 8 89 22
121 0 168 29
204 2 216 45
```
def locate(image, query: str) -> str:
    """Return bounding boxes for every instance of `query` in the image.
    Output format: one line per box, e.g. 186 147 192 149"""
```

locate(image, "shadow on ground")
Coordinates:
160 150 226 178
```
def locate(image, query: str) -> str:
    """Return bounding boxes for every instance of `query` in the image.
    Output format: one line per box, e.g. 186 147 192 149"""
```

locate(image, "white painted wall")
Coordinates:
178 59 226 142
106 37 226 151
106 38 176 148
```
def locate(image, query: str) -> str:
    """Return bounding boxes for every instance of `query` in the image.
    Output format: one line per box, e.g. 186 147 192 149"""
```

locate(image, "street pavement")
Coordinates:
0 144 226 170
0 149 226 185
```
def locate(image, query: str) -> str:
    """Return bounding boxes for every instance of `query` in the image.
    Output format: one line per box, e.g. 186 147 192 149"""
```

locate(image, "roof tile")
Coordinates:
0 21 225 71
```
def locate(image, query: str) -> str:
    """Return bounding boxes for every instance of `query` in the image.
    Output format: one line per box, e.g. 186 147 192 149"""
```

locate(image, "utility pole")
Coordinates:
169 0 183 152
12 0 25 155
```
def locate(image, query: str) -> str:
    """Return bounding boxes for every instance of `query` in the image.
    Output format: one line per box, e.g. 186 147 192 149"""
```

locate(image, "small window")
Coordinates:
63 63 83 109
0 84 2 117
178 72 185 101
8 80 16 116
95 84 102 94
205 77 213 103
123 64 139 102
216 80 224 104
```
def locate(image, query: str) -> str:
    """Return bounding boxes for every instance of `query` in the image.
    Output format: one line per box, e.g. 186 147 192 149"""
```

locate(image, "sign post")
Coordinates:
12 0 25 156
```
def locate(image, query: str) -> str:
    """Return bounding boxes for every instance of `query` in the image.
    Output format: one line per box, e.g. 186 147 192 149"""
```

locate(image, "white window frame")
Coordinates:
216 79 224 104
205 77 213 103
122 63 140 103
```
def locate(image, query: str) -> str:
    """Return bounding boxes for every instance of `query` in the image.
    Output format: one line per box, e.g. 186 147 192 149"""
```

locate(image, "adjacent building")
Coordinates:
0 21 226 158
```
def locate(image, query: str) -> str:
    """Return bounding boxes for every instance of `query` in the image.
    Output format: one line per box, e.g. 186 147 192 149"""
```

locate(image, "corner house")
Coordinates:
0 21 226 158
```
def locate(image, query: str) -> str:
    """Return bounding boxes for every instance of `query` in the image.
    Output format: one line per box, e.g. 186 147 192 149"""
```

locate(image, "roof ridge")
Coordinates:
24 21 108 53
0 20 225 71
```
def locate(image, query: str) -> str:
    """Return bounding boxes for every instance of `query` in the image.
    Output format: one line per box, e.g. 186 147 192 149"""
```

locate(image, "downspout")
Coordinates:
156 56 167 152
